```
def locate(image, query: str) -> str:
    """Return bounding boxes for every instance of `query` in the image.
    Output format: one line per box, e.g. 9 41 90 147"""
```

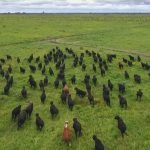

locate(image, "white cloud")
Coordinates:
0 0 150 13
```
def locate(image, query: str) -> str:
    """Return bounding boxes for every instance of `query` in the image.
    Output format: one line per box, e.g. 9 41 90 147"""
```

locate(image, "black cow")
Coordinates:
28 75 37 88
75 87 86 98
41 90 46 104
50 101 59 119
92 75 97 86
67 94 74 111
71 75 76 84
118 95 127 109
108 79 113 91
21 86 27 98
118 84 125 94
134 74 141 84
49 67 54 76
73 118 82 139
12 105 21 121
60 90 67 104
25 103 33 118
20 67 26 74
17 110 27 129
29 65 36 73
115 115 127 138
124 71 129 79
35 113 44 131
136 89 143 101
44 76 48 86
93 135 104 150
119 62 123 69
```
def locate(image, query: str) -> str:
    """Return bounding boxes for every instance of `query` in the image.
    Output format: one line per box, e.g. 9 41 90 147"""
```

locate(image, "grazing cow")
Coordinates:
8 65 12 73
6 55 12 60
21 86 27 98
17 57 20 63
63 121 72 144
136 89 143 101
5 71 10 80
73 118 82 139
25 103 33 118
118 84 125 94
50 101 59 119
108 79 113 91
28 75 37 88
71 75 76 84
103 93 110 107
20 67 26 74
123 58 128 63
82 64 86 71
118 95 127 109
29 65 36 73
12 105 21 121
124 71 129 79
100 68 105 77
35 56 40 63
61 90 67 104
67 94 74 111
39 80 44 90
35 113 44 131
38 63 42 70
93 135 104 150
119 62 123 69
93 64 97 72
92 75 97 86
88 92 94 106
17 110 27 129
63 84 69 95
128 61 132 67
128 55 135 61
44 76 48 86
49 67 54 76
41 90 46 104
134 74 141 84
137 56 141 62
8 76 13 87
115 115 127 138
41 65 46 74
75 87 86 98
54 78 59 88
4 82 10 95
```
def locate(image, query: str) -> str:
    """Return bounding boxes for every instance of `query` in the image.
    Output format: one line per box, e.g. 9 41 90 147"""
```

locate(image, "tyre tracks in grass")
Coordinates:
0 33 150 58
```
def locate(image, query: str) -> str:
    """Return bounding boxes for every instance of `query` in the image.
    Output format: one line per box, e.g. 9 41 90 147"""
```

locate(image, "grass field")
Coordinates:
0 14 150 150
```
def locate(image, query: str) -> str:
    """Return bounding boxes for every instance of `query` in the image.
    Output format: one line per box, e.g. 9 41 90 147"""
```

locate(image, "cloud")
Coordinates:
0 0 150 13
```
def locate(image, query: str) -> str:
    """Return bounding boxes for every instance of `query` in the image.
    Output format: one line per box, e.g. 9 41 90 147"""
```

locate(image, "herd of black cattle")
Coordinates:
0 47 150 149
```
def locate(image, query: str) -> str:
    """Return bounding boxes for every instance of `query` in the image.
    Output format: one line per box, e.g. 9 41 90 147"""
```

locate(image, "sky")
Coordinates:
0 0 150 13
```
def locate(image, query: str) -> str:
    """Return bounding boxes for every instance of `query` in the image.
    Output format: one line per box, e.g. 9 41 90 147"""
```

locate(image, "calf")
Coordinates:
93 135 104 150
12 105 21 121
35 113 44 131
73 118 82 139
115 115 127 138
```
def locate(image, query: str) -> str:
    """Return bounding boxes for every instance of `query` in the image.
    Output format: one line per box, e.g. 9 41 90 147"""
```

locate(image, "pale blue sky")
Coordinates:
0 0 150 13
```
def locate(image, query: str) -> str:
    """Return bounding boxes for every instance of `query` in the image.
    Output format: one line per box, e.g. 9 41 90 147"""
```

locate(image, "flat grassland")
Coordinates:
0 14 150 150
